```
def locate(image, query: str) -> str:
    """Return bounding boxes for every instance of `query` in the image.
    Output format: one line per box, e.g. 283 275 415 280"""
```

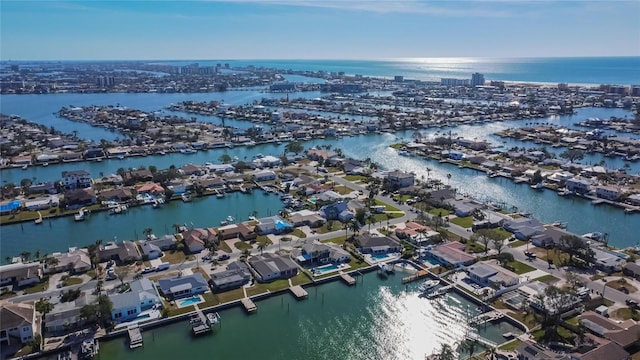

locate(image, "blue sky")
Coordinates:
1 0 639 60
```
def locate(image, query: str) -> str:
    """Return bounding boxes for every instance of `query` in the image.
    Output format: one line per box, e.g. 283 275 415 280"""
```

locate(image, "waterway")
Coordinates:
94 272 522 360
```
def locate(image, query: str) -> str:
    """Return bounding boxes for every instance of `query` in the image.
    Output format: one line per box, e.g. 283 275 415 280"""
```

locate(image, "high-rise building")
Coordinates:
471 73 485 87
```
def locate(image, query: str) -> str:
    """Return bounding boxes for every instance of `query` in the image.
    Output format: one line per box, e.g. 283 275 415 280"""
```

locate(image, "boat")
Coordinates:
80 338 99 359
530 183 544 190
226 215 234 224
550 221 567 229
74 208 88 221
206 312 221 326
181 193 193 202
22 164 28 170
582 232 603 241
181 148 197 154
34 211 43 225
42 162 49 167
419 279 440 292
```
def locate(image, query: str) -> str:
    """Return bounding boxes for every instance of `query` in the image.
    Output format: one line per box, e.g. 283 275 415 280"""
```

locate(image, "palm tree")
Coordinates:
426 167 432 183
349 219 361 238
446 173 452 186
366 213 375 232
257 242 266 255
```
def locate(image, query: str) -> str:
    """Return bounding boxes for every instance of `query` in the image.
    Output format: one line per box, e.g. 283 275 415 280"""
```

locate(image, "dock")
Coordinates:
241 297 257 313
127 324 143 349
340 273 356 285
402 270 430 284
190 305 212 335
289 285 308 299
469 310 504 326
425 284 454 299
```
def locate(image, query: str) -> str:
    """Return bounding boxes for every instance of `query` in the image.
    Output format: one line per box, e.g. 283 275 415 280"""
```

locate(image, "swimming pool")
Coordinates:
371 253 391 261
314 263 340 275
275 219 292 230
178 295 203 308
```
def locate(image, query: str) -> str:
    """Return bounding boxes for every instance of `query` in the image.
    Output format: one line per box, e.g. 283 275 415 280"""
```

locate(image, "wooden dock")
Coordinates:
241 297 257 313
340 273 356 285
402 270 430 284
127 325 143 349
190 305 212 335
289 285 308 299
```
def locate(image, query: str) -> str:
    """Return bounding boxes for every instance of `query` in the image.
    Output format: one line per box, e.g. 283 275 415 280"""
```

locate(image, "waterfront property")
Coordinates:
98 241 141 264
209 261 252 292
356 233 402 255
248 253 298 282
292 240 351 266
44 294 95 335
0 262 41 288
157 273 209 300
110 279 162 323
426 242 475 267
43 247 92 274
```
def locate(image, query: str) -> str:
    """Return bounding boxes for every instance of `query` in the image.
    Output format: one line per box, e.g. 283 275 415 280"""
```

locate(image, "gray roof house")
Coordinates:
292 241 351 265
209 266 251 292
356 234 402 255
110 278 161 323
44 294 95 335
98 241 141 264
248 253 298 282
146 235 177 250
157 273 209 300
139 241 163 260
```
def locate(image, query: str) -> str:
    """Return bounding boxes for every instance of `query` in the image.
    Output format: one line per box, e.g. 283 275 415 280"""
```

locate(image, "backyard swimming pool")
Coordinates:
178 295 203 308
275 219 292 231
371 253 392 261
314 263 341 275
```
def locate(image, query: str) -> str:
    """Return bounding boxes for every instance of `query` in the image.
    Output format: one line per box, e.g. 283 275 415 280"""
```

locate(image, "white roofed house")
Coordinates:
0 262 41 288
356 234 402 255
44 247 91 274
61 170 92 190
565 177 592 195
110 278 161 323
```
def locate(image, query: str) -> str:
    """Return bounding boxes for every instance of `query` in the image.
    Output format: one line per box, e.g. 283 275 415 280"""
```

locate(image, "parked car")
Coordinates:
142 267 155 274
524 251 537 259
217 254 230 261
202 255 212 261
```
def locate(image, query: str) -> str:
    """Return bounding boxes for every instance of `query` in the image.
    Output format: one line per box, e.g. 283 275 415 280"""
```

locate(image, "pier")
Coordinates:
340 273 356 285
127 324 143 349
241 297 257 313
469 310 505 326
402 270 430 284
190 305 212 335
425 285 454 299
289 285 308 299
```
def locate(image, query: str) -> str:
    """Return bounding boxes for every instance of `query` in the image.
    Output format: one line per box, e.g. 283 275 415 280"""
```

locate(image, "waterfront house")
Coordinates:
502 218 545 241
61 170 92 190
292 241 350 265
446 199 480 218
44 247 91 274
288 210 326 228
248 253 299 282
342 158 366 175
209 263 251 292
395 222 439 244
356 234 402 255
236 223 257 242
0 302 36 346
623 262 640 280
466 261 519 288
254 169 277 182
24 195 59 210
595 186 622 201
385 170 415 190
29 181 57 195
135 183 165 196
565 177 592 195
98 241 140 264
110 278 161 323
180 163 207 176
64 188 97 209
0 262 41 288
217 224 241 240
530 227 575 248
316 190 343 203
307 149 337 162
157 273 209 300
93 174 123 186
196 177 227 191
627 194 640 207
253 155 281 168
144 235 177 251
427 242 475 267
592 247 625 273
181 228 215 253
516 340 570 359
579 310 640 350
44 294 94 335
99 188 133 203
255 216 292 235
320 201 354 222
139 241 163 260
124 169 154 184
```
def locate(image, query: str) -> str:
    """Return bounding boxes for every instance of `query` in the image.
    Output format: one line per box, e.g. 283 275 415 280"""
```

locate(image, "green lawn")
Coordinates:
492 228 514 240
234 241 253 251
22 279 49 294
0 291 17 300
62 277 84 286
162 250 187 264
508 240 526 248
321 236 348 245
245 278 291 297
291 229 307 238
374 199 400 212
333 185 354 195
428 208 451 217
498 339 522 351
343 175 367 182
393 195 413 202
198 292 219 308
508 260 536 275
533 274 559 283
167 304 195 317
218 241 232 254
450 216 474 228
215 288 246 304
290 272 312 286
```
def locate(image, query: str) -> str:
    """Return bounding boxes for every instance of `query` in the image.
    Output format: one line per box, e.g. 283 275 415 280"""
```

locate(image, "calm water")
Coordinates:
97 272 521 360
154 57 640 84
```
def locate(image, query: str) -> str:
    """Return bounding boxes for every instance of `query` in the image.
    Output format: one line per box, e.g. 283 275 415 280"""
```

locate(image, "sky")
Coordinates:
1 0 639 60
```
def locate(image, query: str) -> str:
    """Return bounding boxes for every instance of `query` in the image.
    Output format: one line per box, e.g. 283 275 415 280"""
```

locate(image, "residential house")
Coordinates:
307 149 337 162
571 336 629 360
503 218 545 241
180 164 207 176
254 170 277 182
44 248 91 274
44 294 94 335
530 227 576 248
99 188 133 203
466 261 519 288
515 340 569 360
288 210 326 228
628 194 640 207
320 201 354 221
110 279 161 323
98 241 140 264
61 170 92 190
0 302 36 346
255 216 292 235
385 170 415 190
29 182 57 195
236 223 257 242
446 199 480 218
248 253 299 282
209 262 251 292
623 262 640 280
579 310 640 350
427 242 475 267
342 158 366 175
181 228 216 254
292 241 350 265
356 234 402 255
592 247 626 274
157 273 209 300
135 182 163 195
395 222 439 245
565 177 591 195
139 241 163 260
0 262 41 288
595 186 622 201
124 169 154 184
64 188 97 209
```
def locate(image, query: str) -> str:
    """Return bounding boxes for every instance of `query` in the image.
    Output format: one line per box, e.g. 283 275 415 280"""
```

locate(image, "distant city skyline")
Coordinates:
1 0 639 61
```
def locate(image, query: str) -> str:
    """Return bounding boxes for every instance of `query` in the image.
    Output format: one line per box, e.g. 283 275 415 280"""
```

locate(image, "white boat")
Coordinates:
80 338 99 358
181 193 193 202
419 279 440 292
226 215 234 224
530 183 544 190
180 149 197 154
206 312 221 326
74 208 88 221
34 211 43 225
42 162 49 167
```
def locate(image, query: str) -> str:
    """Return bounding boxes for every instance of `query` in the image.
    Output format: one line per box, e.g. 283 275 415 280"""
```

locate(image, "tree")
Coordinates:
115 267 129 286
530 170 543 185
96 294 114 328
349 219 361 238
491 237 506 256
560 149 585 163
366 213 375 232
355 208 367 225
35 299 54 317
219 154 232 164
496 252 514 267
257 242 266 255
284 141 304 154
19 251 31 262
472 229 492 255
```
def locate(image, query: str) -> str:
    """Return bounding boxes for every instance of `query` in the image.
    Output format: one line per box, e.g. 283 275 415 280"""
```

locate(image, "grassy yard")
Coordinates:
245 278 291 297
234 241 253 251
534 248 569 266
22 279 49 294
498 339 522 351
62 277 84 286
508 240 526 248
465 241 486 254
191 267 211 281
215 288 246 304
199 292 219 308
508 311 539 330
321 235 348 245
162 250 187 264
166 304 195 317
256 235 273 247
0 291 17 300
607 279 638 294
611 307 640 321
492 228 514 240
427 208 451 217
290 272 312 286
333 185 354 195
450 216 474 228
374 199 400 212
218 241 233 254
393 194 413 202
343 175 367 182
291 229 307 238
508 260 536 274
533 274 559 283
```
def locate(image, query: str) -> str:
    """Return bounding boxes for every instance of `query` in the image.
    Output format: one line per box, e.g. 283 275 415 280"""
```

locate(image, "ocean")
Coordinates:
150 57 640 85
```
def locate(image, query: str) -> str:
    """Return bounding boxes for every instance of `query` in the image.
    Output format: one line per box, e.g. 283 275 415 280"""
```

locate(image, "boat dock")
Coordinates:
340 273 356 285
127 324 143 349
190 305 212 335
425 284 454 299
241 297 257 313
469 310 504 326
289 285 308 299
402 270 430 284
465 330 498 348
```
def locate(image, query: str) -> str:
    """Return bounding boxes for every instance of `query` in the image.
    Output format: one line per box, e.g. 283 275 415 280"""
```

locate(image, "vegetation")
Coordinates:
234 241 253 251
22 278 49 294
507 260 536 275
450 216 473 228
62 276 84 286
